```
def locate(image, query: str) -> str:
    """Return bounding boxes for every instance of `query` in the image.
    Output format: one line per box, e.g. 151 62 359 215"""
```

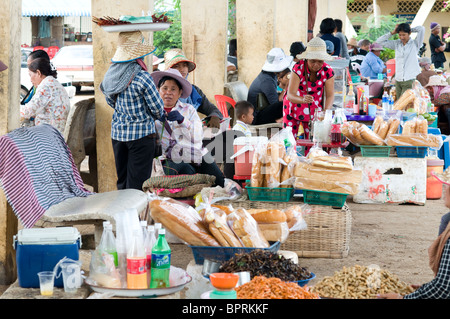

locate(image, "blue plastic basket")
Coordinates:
295 272 316 287
396 146 428 158
189 241 281 265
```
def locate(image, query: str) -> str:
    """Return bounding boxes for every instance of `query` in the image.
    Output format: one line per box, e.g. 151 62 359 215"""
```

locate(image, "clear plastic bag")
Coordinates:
87 247 122 288
283 204 309 233
227 208 270 248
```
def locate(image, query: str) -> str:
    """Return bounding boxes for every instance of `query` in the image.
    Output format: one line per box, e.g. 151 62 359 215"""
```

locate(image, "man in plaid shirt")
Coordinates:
100 31 164 190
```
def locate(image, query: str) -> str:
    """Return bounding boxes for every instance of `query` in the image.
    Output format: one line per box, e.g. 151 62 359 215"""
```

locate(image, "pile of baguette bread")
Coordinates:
393 87 429 114
250 141 295 188
150 198 307 247
386 117 441 147
293 149 362 195
341 117 399 146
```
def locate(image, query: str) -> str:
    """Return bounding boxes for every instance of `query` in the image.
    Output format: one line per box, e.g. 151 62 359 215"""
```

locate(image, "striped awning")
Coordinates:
22 0 91 17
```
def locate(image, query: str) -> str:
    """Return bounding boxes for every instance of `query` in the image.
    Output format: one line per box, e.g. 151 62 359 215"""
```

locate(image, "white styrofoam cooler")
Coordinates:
353 157 427 205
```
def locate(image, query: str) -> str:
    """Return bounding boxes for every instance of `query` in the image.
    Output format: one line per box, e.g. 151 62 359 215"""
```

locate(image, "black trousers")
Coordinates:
253 101 283 125
112 134 156 190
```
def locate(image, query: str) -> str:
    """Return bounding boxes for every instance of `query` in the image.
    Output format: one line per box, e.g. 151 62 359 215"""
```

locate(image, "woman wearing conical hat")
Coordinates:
100 31 165 190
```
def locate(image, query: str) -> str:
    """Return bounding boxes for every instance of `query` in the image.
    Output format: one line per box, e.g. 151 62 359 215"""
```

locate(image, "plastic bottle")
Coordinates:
101 224 118 267
144 225 157 287
150 228 171 288
388 94 394 111
382 91 389 111
154 223 162 239
346 85 357 114
331 110 344 145
127 230 147 289
140 220 148 244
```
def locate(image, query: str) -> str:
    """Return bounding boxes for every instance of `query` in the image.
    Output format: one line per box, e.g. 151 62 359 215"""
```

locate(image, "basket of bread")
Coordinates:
149 194 309 264
392 80 431 114
293 147 363 207
249 128 297 202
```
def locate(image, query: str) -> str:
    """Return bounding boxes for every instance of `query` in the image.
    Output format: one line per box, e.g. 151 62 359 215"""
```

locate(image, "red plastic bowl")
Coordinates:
209 273 239 290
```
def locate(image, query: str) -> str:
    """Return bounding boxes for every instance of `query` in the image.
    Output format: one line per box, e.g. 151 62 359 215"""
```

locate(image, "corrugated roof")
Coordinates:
22 0 91 17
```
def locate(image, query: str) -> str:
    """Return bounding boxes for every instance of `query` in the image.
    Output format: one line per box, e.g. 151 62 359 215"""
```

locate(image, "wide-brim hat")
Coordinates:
370 43 384 51
164 48 196 73
151 68 192 98
112 31 155 63
262 48 293 72
426 75 448 87
296 37 333 61
0 60 7 72
347 38 358 48
153 55 164 66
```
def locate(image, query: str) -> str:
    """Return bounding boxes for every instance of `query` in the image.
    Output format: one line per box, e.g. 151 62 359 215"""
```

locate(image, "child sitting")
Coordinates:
232 101 254 137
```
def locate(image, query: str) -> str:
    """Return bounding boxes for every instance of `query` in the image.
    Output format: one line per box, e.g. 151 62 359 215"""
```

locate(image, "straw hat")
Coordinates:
153 55 164 66
164 48 196 72
347 38 358 48
262 48 293 72
112 31 155 63
151 68 192 98
426 75 448 87
296 37 333 61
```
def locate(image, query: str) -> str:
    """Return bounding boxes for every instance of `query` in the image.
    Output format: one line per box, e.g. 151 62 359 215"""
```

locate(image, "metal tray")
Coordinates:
101 23 171 33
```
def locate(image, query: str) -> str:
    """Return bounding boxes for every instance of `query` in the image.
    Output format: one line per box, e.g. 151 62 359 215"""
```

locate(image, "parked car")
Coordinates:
51 45 94 93
20 47 76 101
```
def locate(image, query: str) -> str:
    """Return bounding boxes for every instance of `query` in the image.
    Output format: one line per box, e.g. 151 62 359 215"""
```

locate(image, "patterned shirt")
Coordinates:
20 76 70 134
404 240 450 299
232 120 252 137
376 26 425 82
155 100 207 164
104 70 164 142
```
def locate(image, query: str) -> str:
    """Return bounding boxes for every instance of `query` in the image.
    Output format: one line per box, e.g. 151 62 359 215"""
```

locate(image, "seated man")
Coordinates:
247 47 293 125
360 43 386 79
151 68 225 187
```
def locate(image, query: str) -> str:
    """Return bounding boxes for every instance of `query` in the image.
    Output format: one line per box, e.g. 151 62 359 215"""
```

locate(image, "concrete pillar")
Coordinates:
314 0 348 36
236 0 311 88
91 0 154 193
0 0 22 285
181 0 228 99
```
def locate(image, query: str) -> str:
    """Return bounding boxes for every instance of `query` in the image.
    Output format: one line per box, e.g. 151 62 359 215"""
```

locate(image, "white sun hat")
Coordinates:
262 48 293 72
112 31 155 63
296 37 333 61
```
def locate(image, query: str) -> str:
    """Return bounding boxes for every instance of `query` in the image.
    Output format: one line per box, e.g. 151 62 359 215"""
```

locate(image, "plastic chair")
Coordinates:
47 46 60 59
33 46 44 52
224 81 249 102
214 95 236 118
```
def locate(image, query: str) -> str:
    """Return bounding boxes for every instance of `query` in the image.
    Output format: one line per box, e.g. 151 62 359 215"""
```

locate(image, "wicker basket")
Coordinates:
217 198 352 259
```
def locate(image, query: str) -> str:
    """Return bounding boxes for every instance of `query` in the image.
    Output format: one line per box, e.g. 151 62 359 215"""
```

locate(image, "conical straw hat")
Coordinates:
164 48 196 72
111 31 155 63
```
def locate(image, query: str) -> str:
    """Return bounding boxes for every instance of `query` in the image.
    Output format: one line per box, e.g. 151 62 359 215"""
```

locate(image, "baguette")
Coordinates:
376 121 389 140
386 118 400 136
227 208 270 248
402 121 416 135
150 199 220 247
359 125 384 145
393 89 415 110
247 209 287 223
372 116 384 135
415 118 428 134
311 155 353 170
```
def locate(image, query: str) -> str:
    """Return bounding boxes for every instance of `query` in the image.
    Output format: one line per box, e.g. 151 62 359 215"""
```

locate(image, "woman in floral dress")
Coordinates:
20 58 70 134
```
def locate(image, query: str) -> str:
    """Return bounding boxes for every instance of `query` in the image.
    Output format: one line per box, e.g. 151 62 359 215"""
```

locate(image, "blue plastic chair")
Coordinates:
438 135 450 170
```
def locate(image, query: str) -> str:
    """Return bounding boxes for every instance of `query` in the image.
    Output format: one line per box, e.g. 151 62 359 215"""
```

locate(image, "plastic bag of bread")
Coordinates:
87 247 122 288
359 124 385 145
310 154 353 170
202 204 242 247
149 196 220 247
341 121 365 146
393 89 416 111
283 204 309 232
402 116 428 135
386 134 442 148
246 208 290 243
227 208 270 248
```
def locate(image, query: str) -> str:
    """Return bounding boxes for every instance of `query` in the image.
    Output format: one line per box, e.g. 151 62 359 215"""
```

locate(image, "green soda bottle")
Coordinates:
149 228 171 288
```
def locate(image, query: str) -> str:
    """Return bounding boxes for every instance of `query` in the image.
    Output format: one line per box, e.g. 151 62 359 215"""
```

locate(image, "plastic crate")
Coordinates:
302 189 348 208
246 181 294 202
360 145 392 157
189 241 281 264
396 146 428 158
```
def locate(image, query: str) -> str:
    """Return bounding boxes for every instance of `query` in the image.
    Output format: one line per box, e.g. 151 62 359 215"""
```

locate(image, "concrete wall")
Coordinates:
92 0 154 193
0 0 21 285
236 0 347 89
181 0 229 99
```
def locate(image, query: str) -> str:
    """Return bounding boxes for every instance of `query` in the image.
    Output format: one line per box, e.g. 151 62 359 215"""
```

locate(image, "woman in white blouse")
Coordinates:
151 68 225 187
20 58 70 134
